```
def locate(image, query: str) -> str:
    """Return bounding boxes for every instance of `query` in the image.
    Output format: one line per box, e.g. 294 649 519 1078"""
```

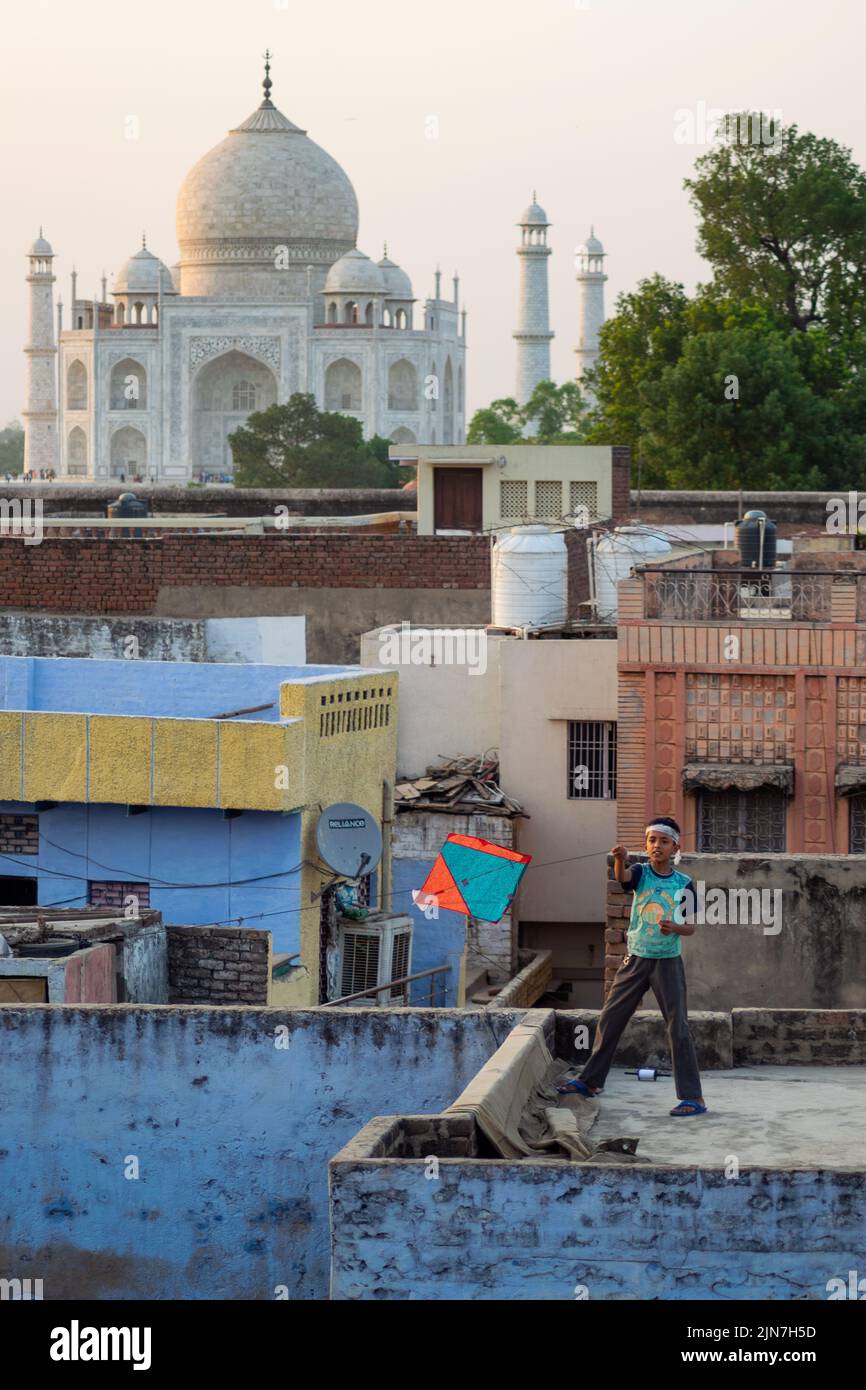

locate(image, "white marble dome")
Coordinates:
578 229 604 255
324 249 385 295
176 91 359 299
378 253 414 300
519 199 549 226
29 232 53 256
114 245 173 293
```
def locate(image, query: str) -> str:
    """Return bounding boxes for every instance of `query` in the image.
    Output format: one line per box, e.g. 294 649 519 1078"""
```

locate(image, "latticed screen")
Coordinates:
390 931 411 999
850 796 866 853
698 789 787 852
500 479 529 520
569 481 598 521
568 721 617 800
534 480 563 519
340 932 380 998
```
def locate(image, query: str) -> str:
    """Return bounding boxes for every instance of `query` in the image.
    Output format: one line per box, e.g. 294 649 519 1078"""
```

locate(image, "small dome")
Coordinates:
114 245 172 294
519 199 549 226
378 254 414 301
577 228 604 255
29 232 53 256
324 248 386 295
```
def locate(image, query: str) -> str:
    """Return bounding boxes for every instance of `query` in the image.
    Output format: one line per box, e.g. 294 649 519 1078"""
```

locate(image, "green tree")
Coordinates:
467 397 523 444
685 115 866 338
0 420 24 475
467 382 589 444
637 320 856 489
581 276 692 482
522 380 588 441
229 395 402 488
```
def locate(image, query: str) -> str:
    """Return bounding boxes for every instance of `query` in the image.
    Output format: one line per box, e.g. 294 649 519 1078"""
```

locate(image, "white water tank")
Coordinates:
492 526 568 629
594 527 672 622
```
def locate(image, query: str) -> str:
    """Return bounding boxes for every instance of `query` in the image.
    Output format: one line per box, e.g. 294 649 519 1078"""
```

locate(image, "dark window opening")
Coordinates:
698 788 787 853
850 794 866 853
0 876 38 906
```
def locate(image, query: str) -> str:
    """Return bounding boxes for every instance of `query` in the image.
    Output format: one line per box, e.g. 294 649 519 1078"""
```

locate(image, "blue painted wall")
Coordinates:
330 1160 866 1301
0 655 351 721
0 800 303 955
0 1007 522 1300
392 857 467 1007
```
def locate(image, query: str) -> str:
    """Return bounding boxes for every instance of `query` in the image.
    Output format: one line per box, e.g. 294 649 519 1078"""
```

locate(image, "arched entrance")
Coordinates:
67 426 87 476
192 350 278 477
110 426 147 478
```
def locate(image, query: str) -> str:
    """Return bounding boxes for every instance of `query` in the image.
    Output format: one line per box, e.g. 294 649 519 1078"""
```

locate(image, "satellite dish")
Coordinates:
316 804 383 879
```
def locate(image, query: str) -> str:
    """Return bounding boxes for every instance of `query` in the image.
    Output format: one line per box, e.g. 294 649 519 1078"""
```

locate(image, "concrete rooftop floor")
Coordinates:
575 1066 866 1169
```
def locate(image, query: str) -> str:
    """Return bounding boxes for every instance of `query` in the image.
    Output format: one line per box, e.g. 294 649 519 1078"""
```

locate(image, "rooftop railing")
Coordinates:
643 568 835 622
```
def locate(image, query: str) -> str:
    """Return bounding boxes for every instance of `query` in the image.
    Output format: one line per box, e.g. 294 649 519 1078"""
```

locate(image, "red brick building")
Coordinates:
616 552 866 857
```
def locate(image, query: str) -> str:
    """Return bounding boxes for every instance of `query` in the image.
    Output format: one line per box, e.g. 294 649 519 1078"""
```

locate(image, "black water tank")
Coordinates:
736 510 777 569
16 938 79 958
107 492 149 520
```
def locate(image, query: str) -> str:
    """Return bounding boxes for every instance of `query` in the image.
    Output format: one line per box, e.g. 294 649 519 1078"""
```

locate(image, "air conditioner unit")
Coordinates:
334 912 413 1006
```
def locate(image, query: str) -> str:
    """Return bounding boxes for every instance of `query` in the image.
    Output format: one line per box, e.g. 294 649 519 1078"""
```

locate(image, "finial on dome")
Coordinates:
590 224 594 237
261 49 274 108
142 231 147 248
532 190 537 203
383 241 388 258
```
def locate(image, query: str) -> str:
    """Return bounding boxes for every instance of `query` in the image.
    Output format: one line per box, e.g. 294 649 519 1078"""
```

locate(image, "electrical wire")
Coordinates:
0 838 615 931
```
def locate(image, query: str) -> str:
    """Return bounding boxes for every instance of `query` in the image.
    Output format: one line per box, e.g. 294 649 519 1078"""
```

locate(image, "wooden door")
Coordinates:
433 468 483 532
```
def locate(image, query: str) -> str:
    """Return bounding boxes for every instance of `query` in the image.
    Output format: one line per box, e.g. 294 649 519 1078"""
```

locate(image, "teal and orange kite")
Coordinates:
414 834 532 923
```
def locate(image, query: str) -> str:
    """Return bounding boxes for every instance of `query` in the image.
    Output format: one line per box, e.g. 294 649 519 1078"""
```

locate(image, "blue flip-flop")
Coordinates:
556 1078 599 1098
670 1100 708 1117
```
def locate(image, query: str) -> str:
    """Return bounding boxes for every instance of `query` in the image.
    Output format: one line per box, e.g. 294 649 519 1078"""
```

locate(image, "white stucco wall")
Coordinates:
359 627 618 923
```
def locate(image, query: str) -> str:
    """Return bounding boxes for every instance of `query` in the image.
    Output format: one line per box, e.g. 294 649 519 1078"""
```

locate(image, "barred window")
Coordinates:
232 381 257 411
534 480 563 519
568 721 617 799
698 789 786 853
569 481 598 523
850 795 866 853
500 479 529 520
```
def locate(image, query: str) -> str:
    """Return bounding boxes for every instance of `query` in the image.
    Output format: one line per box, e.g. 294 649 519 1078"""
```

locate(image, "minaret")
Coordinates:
513 195 554 422
23 230 59 474
574 228 607 394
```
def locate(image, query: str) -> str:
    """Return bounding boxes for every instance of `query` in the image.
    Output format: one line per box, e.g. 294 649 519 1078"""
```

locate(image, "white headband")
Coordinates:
646 822 680 843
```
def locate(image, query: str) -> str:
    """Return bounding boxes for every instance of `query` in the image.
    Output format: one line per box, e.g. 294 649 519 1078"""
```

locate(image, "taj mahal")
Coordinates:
23 56 467 482
22 55 607 481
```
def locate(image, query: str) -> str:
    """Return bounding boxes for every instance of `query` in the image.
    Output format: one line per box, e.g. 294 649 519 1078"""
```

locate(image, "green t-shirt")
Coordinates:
624 862 695 959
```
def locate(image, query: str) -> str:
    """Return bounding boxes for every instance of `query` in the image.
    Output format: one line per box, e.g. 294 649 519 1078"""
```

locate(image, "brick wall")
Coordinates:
0 531 602 624
1 484 416 519
604 874 629 996
89 881 151 910
0 534 492 612
0 813 38 854
732 1009 866 1065
167 925 270 1005
489 949 553 1008
611 447 632 523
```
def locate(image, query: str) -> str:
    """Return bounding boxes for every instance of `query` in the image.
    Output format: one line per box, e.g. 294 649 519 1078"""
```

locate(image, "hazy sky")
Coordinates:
3 0 864 424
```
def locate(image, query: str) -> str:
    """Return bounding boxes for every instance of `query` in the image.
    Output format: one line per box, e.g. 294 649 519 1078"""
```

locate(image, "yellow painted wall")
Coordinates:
218 719 304 812
24 714 87 803
409 444 615 534
281 673 399 1004
89 716 152 804
0 712 23 800
0 712 309 815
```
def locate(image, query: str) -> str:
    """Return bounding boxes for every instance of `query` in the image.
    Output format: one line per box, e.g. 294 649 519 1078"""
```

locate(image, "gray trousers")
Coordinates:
580 953 703 1101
